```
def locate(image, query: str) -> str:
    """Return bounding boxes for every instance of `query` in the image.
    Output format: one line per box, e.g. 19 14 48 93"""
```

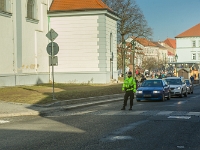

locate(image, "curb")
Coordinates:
0 94 124 118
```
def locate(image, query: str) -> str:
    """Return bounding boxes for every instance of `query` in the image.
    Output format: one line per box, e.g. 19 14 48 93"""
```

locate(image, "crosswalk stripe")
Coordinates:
82 110 200 117
0 120 9 124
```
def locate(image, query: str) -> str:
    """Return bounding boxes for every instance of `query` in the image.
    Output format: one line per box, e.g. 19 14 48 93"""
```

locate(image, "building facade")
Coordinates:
0 0 119 86
0 0 52 86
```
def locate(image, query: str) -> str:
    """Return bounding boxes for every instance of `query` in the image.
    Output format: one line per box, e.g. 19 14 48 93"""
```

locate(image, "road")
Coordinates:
0 86 200 150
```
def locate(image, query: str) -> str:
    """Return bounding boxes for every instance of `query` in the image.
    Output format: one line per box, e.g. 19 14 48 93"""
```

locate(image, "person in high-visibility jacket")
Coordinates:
121 71 137 110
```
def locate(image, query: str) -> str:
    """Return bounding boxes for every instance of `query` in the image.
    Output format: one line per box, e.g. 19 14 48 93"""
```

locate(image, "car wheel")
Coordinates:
184 90 187 97
188 88 191 94
167 92 171 100
179 90 183 98
137 100 140 102
161 94 165 101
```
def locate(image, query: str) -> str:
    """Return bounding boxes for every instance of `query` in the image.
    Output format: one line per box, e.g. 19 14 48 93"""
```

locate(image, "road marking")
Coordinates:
101 120 148 142
168 116 191 119
186 112 200 116
71 111 95 115
0 120 10 124
156 111 174 115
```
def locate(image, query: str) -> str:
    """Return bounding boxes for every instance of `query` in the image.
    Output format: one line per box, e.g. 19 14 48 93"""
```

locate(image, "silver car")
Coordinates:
165 77 187 98
185 79 194 94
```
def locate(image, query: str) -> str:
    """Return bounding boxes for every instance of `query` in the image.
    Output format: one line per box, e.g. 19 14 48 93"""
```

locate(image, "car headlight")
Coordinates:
176 87 181 89
153 91 161 93
136 91 143 94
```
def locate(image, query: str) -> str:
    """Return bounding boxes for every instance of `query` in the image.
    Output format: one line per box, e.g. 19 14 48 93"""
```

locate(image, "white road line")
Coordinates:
0 120 10 124
71 110 95 115
168 116 191 119
101 120 148 142
186 112 200 116
156 111 174 115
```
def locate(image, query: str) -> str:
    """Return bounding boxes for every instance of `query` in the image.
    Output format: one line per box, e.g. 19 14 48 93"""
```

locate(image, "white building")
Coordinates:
175 23 200 79
0 0 119 86
175 23 200 63
0 0 53 86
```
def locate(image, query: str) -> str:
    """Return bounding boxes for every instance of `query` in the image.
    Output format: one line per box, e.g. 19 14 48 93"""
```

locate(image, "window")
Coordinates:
198 53 200 60
0 0 5 11
192 41 196 47
191 53 196 60
27 0 34 19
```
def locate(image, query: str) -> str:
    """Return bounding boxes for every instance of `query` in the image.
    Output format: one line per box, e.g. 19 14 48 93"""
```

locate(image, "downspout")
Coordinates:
11 1 16 86
48 16 51 83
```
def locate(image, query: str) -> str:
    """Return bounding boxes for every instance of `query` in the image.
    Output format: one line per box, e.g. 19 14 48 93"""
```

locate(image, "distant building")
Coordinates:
175 23 200 63
174 23 200 79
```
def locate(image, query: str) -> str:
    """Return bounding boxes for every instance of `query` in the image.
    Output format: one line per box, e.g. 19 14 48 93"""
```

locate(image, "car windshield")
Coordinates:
165 79 182 85
185 80 190 85
141 80 163 87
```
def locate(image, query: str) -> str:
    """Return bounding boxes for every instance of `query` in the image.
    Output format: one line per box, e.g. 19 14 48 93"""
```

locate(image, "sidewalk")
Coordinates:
0 84 199 118
0 93 124 118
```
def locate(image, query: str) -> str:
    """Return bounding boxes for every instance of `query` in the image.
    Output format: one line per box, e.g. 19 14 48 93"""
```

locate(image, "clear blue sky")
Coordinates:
135 0 200 41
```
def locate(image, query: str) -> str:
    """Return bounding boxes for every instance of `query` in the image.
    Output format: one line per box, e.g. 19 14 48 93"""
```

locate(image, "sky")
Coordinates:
135 0 200 41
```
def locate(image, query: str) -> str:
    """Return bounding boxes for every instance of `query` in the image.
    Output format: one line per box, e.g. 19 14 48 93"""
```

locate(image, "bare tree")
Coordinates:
141 57 158 72
102 0 152 73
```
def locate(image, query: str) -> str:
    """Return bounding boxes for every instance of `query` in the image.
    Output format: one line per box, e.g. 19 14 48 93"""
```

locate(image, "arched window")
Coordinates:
0 0 5 11
27 0 34 19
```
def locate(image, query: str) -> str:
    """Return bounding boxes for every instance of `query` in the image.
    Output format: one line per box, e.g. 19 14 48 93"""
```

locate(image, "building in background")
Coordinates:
174 23 200 79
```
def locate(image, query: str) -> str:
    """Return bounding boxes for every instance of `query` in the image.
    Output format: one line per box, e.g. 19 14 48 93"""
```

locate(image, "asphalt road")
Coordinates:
0 86 200 150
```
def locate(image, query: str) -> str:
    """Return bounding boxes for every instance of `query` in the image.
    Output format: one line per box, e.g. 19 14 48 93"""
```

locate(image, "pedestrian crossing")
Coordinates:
58 110 200 117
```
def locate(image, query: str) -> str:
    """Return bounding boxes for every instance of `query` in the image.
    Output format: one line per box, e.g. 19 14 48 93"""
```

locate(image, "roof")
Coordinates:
132 37 156 47
163 38 176 49
49 0 112 12
175 23 200 38
152 42 167 49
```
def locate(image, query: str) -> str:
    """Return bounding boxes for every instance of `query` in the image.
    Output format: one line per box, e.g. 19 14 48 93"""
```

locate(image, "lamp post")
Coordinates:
175 54 178 76
122 40 126 80
131 40 136 78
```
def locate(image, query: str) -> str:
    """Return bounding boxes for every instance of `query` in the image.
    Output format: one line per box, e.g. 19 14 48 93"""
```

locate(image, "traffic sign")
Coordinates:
46 29 58 41
46 42 59 56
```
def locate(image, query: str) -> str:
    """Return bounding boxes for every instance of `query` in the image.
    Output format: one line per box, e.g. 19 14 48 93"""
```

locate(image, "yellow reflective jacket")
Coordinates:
122 77 137 92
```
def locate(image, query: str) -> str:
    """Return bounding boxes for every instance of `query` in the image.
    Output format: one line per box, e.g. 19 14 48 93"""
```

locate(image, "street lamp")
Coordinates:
122 40 126 80
175 54 178 76
131 40 136 78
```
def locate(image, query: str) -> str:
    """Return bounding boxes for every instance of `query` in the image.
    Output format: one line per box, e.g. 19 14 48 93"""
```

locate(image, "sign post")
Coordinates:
46 29 59 100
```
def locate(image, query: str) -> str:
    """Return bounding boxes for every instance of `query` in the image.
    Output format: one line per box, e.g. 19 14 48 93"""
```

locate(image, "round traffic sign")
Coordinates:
46 42 59 56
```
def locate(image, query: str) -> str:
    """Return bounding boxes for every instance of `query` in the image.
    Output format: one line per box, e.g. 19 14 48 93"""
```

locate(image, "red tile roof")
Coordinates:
134 37 156 47
175 23 200 38
163 38 176 49
50 0 111 11
168 51 174 56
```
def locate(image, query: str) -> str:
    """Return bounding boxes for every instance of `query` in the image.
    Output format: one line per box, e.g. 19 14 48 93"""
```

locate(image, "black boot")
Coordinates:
129 107 132 110
121 106 125 110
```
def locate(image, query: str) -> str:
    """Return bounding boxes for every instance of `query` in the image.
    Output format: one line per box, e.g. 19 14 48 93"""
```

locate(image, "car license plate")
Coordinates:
144 94 151 97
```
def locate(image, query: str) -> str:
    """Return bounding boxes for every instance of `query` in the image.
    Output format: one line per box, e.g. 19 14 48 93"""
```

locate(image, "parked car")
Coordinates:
136 79 171 102
165 77 187 98
185 79 194 94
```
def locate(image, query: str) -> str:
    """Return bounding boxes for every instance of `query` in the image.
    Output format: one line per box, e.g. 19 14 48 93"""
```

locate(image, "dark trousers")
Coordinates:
123 90 134 107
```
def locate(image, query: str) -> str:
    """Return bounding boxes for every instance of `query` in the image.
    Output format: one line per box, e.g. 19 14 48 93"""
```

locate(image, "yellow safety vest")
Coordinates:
122 77 137 92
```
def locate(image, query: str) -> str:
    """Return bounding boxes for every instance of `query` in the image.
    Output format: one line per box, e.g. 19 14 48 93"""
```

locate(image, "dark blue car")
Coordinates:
136 79 171 102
